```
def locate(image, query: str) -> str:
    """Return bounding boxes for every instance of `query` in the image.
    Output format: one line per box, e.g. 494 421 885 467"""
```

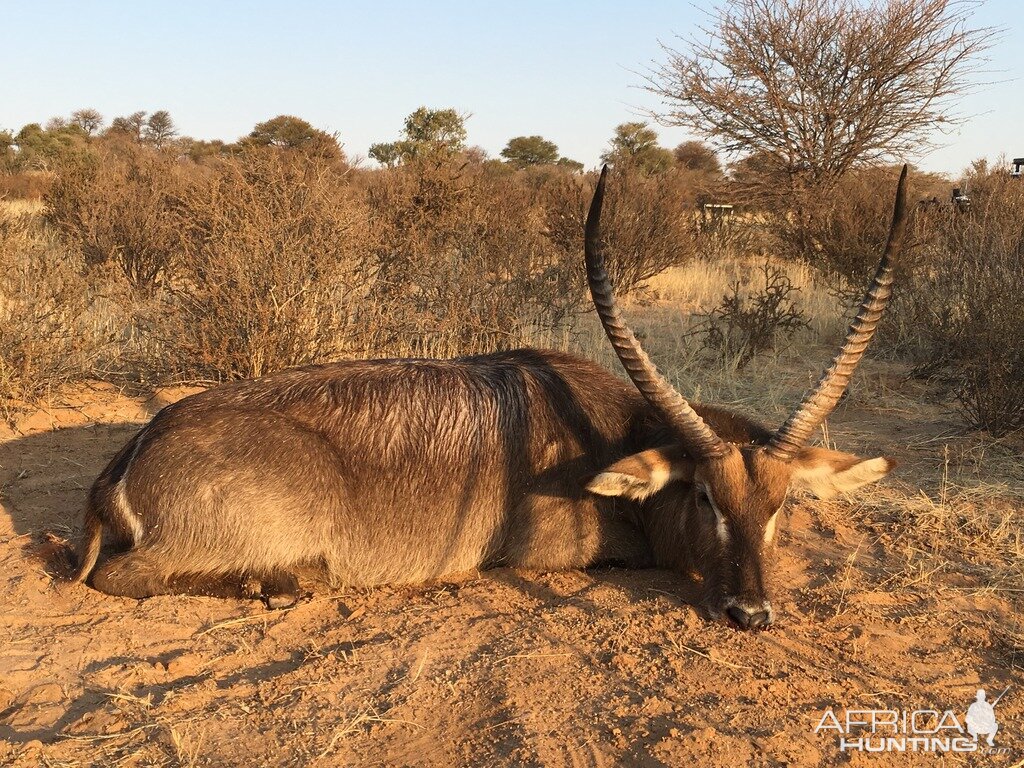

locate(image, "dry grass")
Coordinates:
0 199 45 216
568 257 854 425
0 205 121 420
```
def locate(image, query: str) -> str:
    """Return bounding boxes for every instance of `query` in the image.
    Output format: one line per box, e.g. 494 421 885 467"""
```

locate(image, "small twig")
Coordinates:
496 652 572 664
60 723 158 741
194 612 276 637
834 533 867 617
676 643 751 671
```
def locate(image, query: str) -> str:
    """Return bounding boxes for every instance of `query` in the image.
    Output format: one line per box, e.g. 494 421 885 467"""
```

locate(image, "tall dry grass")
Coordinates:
0 204 120 417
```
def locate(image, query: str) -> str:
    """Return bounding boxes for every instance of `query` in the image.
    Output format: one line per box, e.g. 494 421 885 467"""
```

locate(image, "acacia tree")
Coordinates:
401 107 467 159
369 107 467 166
368 142 403 168
145 111 177 148
501 135 559 167
648 0 993 190
71 108 104 136
109 111 148 142
674 140 721 174
600 122 674 175
246 115 343 160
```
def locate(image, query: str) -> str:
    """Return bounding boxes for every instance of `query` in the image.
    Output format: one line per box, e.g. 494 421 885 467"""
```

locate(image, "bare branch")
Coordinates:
647 0 996 190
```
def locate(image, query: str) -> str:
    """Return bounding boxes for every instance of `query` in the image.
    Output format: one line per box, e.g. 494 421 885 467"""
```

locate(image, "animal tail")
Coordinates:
74 499 103 583
74 428 149 584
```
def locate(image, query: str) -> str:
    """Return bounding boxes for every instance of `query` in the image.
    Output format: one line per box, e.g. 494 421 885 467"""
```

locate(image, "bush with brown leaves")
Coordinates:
0 207 115 419
894 166 1024 435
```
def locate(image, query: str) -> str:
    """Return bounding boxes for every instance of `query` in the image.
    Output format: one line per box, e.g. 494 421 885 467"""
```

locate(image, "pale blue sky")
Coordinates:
3 0 1020 175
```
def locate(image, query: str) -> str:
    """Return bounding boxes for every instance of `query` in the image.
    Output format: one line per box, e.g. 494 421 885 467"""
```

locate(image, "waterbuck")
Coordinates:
75 165 908 629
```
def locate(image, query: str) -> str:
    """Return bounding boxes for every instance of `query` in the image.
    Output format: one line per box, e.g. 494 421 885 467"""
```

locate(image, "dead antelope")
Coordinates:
75 165 909 629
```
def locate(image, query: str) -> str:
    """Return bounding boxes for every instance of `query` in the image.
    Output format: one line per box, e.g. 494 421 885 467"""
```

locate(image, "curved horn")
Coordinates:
767 164 910 461
585 166 727 459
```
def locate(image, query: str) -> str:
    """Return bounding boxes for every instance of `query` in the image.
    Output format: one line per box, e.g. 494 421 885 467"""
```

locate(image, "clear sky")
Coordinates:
3 0 1021 176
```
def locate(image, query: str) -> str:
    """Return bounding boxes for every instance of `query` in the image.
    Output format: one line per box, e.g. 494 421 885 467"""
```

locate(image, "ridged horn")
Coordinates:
767 164 910 461
585 166 727 459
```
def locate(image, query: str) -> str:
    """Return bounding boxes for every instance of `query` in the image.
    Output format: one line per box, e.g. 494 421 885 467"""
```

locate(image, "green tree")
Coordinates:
556 157 584 173
500 135 559 168
0 130 15 171
145 111 177 148
181 138 231 163
370 107 468 166
601 122 673 174
245 115 342 160
401 107 466 157
369 142 402 167
11 122 86 170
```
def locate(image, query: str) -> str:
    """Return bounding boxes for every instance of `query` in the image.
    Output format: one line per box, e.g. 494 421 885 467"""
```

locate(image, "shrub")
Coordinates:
363 160 583 355
885 163 1024 434
12 145 698 405
759 165 948 298
0 207 112 419
543 168 699 296
44 144 184 294
0 171 52 200
694 261 808 368
157 148 372 380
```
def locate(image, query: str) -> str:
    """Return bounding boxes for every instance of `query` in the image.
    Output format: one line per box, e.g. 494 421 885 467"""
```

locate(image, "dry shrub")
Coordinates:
364 160 582 354
0 171 52 200
543 168 699 296
44 144 184 294
893 168 1024 435
694 261 808 368
0 207 110 418
158 148 372 380
765 165 944 292
16 148 700 400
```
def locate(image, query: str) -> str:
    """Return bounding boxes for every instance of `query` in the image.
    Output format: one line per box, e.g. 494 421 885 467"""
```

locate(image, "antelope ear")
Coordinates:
790 447 896 499
587 447 695 501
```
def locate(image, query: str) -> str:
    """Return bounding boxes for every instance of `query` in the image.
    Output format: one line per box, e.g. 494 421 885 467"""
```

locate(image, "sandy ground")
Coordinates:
1 376 1022 767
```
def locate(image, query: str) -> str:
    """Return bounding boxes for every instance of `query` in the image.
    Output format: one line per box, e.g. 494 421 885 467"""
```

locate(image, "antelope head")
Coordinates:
584 165 908 630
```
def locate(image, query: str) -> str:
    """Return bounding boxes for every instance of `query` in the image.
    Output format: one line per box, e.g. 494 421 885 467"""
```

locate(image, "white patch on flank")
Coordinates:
114 479 144 545
114 426 148 546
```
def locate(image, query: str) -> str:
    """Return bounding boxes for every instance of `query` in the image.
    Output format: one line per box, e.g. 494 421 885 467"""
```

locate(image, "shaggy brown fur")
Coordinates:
75 348 892 623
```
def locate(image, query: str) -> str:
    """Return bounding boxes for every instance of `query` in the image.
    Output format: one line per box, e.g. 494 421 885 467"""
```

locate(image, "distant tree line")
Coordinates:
3 105 728 187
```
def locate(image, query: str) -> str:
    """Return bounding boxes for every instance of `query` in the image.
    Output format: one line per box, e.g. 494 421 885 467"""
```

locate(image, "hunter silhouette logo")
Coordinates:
815 686 1011 754
966 687 1005 747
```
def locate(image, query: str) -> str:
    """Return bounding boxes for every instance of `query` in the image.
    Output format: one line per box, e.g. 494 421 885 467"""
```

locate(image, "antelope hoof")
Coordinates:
265 592 299 610
260 570 300 610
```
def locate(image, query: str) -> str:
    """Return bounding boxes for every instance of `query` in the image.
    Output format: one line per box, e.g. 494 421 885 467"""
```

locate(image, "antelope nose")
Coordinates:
727 604 772 630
